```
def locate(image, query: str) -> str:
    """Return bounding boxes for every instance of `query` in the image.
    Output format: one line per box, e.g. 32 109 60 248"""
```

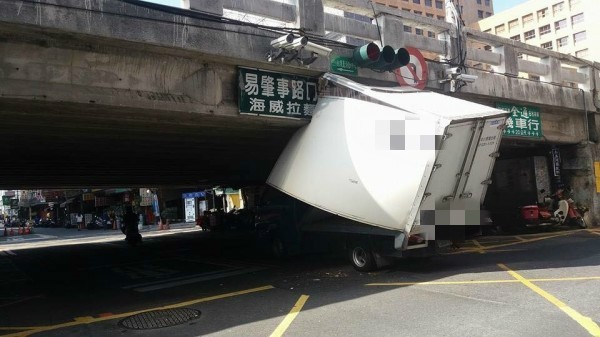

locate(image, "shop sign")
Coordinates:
139 188 153 206
496 102 542 138
330 56 358 76
238 67 318 119
182 191 206 199
10 199 18 209
184 198 196 223
551 147 561 177
82 193 95 201
2 196 11 206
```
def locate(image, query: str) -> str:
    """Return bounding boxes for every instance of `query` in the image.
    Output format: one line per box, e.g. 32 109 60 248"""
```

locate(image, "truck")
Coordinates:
255 73 509 271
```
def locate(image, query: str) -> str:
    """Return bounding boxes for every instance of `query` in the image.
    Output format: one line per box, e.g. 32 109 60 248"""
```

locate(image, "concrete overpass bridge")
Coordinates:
1 0 600 220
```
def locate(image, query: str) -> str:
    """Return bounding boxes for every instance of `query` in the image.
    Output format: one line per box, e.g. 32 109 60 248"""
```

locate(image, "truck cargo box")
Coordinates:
267 74 508 244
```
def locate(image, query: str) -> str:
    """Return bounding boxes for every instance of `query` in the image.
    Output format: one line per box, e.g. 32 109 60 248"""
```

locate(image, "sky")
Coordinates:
145 0 530 15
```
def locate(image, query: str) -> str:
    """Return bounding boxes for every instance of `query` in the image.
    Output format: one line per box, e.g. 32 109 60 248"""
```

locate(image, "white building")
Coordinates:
473 0 595 62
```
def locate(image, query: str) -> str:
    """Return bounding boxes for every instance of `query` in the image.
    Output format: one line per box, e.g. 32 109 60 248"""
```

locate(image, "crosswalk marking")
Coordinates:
0 250 16 256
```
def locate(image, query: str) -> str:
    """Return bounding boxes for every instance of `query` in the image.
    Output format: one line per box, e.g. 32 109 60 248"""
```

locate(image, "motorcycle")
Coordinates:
520 187 587 229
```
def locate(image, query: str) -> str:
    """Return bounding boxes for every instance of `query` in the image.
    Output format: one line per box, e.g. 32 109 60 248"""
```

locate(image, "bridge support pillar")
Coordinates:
377 14 405 48
491 45 518 77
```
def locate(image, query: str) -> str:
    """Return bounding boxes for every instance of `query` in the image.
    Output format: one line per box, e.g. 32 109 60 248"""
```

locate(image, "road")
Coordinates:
1 226 599 337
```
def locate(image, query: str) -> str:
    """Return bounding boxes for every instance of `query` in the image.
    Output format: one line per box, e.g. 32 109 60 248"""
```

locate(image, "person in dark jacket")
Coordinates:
123 206 141 245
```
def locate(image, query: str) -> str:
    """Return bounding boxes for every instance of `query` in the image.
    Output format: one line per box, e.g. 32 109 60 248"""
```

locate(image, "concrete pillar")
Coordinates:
377 14 404 47
297 0 324 36
181 0 223 16
540 57 562 84
577 66 593 91
491 45 518 76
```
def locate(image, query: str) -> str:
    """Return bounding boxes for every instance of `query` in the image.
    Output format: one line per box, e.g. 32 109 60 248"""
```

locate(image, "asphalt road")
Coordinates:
1 227 599 337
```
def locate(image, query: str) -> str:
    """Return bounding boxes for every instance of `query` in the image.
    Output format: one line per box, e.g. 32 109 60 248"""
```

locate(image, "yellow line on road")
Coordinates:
0 285 274 337
270 295 309 337
446 230 577 255
498 263 600 337
471 240 486 254
367 275 600 287
514 236 526 242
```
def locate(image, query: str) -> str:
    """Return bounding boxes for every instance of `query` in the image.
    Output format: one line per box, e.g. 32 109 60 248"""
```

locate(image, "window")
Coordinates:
523 14 534 26
569 0 581 8
426 13 434 18
437 15 445 20
425 0 432 6
554 19 567 30
510 34 521 41
495 24 505 34
509 19 519 31
557 36 568 47
476 0 482 4
413 0 420 3
485 0 490 6
428 31 436 38
539 24 551 36
537 8 548 20
524 30 536 40
478 10 483 18
435 0 443 9
575 49 588 58
517 52 524 59
486 12 492 17
573 31 586 44
402 8 411 11
404 26 412 33
415 28 423 35
541 41 553 50
571 13 584 25
389 4 398 8
553 2 564 15
529 75 540 81
414 11 422 15
484 29 492 33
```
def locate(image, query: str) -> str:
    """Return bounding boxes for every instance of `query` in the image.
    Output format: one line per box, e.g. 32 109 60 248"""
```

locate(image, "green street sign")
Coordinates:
330 56 358 76
496 102 542 138
2 196 11 206
238 68 318 119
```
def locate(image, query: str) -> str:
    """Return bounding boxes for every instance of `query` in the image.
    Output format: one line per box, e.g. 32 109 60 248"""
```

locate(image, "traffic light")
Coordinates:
352 42 410 72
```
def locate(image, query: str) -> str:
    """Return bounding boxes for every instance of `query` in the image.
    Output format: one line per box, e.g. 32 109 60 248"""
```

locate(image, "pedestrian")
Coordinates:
110 212 117 230
123 206 141 245
76 213 83 231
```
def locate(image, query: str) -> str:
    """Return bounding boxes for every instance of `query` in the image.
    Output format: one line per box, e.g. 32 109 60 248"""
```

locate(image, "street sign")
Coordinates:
2 196 11 206
330 56 358 76
238 67 318 119
9 199 18 209
182 192 206 199
496 102 542 138
394 47 428 90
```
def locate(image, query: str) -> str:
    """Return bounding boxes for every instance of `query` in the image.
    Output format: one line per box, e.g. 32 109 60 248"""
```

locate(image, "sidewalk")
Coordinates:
0 222 200 245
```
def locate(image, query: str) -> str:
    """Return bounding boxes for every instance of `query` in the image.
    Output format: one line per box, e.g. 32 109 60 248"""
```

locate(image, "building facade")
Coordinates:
474 0 595 62
374 0 494 26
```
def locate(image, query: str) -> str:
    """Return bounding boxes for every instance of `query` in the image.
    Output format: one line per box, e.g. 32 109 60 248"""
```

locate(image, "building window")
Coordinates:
539 24 551 36
425 0 432 6
478 10 483 19
510 34 521 41
524 29 536 40
541 41 553 50
569 0 581 8
404 25 412 33
571 13 584 25
415 28 423 35
414 11 422 15
554 19 567 31
495 24 506 34
484 29 492 33
553 2 564 15
537 8 548 20
435 0 443 9
529 75 540 81
573 31 586 44
403 8 411 11
557 36 568 47
485 0 490 6
426 13 434 18
523 14 534 26
413 0 420 4
486 12 492 17
509 19 519 31
437 15 445 20
517 52 524 59
477 0 482 4
575 49 588 58
428 31 436 38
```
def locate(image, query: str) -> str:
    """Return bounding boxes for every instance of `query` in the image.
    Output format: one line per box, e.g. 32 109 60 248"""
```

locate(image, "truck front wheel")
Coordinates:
349 245 376 272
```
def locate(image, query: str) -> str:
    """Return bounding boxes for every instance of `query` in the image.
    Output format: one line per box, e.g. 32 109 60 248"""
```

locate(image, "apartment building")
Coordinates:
374 0 494 27
473 0 596 62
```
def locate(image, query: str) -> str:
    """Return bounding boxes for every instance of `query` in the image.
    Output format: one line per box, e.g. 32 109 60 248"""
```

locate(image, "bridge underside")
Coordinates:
0 98 302 189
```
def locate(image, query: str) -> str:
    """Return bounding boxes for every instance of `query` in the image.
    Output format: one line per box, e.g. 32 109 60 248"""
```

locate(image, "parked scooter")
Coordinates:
520 187 587 229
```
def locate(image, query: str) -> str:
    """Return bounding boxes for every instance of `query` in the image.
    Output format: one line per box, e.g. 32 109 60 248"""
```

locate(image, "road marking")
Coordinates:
514 236 526 242
498 263 600 337
270 295 309 337
367 275 600 286
0 285 274 337
0 250 16 256
447 230 578 254
587 230 600 236
471 240 486 254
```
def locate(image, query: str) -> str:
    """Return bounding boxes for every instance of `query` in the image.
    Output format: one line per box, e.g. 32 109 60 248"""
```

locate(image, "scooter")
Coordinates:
520 188 587 229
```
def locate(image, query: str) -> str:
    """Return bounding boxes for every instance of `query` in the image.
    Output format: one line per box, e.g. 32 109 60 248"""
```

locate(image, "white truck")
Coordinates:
258 73 508 271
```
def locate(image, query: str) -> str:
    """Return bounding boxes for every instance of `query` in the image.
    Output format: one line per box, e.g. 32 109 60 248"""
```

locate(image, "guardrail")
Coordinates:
184 0 599 91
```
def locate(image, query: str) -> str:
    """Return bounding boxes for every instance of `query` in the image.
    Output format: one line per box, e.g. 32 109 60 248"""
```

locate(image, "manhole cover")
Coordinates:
119 308 201 330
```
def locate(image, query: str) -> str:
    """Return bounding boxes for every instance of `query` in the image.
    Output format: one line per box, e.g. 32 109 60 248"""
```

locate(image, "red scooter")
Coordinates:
520 188 587 229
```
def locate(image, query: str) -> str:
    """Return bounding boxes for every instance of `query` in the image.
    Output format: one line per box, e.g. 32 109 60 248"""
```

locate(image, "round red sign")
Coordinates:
394 47 428 90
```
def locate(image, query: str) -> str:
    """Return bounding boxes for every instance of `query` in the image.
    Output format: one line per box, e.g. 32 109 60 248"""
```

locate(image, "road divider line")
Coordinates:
498 263 600 337
0 285 275 337
471 240 486 254
447 231 576 254
270 295 309 337
367 275 600 287
514 236 526 242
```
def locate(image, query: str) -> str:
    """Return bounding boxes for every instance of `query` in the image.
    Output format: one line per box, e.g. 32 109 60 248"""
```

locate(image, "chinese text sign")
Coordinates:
496 102 542 138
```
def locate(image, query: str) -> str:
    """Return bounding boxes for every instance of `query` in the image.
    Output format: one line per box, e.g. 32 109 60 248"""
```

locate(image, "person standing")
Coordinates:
76 213 83 231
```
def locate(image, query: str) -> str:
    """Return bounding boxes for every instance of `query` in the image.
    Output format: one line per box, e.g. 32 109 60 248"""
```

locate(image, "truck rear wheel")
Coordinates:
349 245 376 272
